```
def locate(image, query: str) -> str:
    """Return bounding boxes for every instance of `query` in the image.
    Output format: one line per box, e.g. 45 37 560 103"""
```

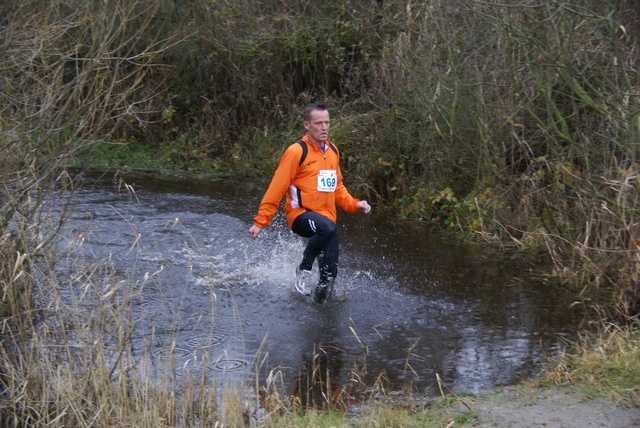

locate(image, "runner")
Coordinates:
248 104 371 304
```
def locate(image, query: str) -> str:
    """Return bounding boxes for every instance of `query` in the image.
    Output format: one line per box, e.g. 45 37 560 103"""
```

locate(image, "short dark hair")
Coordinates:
303 104 327 122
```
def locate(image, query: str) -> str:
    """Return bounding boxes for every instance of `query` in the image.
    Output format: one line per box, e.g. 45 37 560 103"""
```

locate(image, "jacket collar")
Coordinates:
302 134 327 150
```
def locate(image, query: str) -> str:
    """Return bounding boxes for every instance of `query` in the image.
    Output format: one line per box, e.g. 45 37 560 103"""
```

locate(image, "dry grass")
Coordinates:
0 206 477 426
1 0 639 425
543 319 640 407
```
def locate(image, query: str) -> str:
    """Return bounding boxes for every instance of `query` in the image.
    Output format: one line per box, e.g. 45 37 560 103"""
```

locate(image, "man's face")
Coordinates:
303 109 330 145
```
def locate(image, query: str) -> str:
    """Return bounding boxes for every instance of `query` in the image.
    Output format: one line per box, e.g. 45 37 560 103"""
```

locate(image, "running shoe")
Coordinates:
295 266 312 296
312 279 334 305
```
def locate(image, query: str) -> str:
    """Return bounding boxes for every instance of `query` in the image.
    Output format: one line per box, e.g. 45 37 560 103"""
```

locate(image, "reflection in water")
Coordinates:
292 343 345 409
57 172 583 398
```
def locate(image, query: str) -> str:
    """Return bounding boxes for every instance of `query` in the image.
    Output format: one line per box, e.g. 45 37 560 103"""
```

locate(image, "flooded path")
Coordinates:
61 171 583 397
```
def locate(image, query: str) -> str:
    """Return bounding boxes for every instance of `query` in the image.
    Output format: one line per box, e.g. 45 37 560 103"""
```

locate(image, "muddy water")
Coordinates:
63 171 582 396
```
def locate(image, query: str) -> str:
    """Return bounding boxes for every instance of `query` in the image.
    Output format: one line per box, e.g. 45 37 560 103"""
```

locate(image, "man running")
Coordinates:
248 104 371 304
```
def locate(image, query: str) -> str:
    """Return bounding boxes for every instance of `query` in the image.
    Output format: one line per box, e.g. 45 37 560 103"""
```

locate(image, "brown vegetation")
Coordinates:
0 0 639 425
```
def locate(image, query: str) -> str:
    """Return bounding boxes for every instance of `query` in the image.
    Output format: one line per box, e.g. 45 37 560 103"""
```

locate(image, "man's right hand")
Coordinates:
249 225 262 239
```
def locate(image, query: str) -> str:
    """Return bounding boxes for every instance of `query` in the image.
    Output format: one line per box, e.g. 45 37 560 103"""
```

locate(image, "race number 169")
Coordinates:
317 170 337 192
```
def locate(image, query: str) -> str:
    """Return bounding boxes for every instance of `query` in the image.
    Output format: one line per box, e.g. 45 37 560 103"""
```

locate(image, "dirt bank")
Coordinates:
465 386 640 427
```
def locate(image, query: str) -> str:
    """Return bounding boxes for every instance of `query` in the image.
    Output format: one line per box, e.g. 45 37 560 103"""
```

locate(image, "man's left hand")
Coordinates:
357 200 371 214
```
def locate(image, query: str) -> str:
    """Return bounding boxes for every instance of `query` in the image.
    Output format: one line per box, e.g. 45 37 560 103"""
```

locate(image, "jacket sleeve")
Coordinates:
253 144 302 228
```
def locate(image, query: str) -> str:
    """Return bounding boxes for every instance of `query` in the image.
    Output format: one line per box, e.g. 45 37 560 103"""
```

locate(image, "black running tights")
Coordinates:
291 211 338 285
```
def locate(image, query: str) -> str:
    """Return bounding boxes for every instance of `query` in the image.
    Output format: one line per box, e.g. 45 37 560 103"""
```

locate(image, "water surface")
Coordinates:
61 171 582 397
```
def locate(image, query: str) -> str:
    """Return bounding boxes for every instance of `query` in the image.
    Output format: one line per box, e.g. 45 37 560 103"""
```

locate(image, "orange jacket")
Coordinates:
253 134 360 229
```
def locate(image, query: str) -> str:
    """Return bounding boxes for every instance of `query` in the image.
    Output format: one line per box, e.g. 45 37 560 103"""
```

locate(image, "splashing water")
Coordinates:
54 172 583 397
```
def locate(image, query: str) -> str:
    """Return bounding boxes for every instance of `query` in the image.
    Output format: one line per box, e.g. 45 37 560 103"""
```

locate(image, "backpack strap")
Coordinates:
296 140 338 166
326 141 338 157
296 140 307 166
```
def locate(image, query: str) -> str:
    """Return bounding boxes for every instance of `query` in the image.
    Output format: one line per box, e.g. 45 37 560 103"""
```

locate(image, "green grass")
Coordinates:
267 394 478 428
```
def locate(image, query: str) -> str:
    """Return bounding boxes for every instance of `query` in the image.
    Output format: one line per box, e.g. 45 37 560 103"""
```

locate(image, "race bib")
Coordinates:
317 170 337 192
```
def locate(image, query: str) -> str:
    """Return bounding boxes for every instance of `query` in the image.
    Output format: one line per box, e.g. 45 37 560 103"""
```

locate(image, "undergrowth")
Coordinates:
1 0 640 425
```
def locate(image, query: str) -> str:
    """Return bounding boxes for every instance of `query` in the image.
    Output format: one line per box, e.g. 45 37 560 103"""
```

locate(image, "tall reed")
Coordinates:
329 0 640 315
0 203 235 426
0 1 214 425
0 0 183 311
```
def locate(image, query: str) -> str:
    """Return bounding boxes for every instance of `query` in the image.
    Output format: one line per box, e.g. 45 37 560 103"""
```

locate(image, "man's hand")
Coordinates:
249 224 262 239
357 200 371 214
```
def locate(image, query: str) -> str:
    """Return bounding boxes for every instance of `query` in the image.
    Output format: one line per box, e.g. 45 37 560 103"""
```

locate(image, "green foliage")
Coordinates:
4 0 640 304
272 411 355 428
190 0 640 298
268 394 478 428
3 1 640 424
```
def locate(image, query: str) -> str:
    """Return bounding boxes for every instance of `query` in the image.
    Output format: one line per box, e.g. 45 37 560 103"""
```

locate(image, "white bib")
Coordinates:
317 170 337 192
